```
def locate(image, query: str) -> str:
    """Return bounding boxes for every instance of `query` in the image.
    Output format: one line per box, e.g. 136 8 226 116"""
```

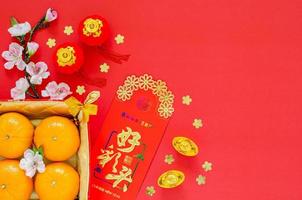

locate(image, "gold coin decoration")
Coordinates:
157 170 185 189
172 136 199 157
56 46 76 67
83 18 103 37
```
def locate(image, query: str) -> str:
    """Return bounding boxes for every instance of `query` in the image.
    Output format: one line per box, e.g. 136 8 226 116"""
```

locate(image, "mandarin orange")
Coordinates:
0 159 33 200
35 162 79 200
34 116 80 161
0 112 34 158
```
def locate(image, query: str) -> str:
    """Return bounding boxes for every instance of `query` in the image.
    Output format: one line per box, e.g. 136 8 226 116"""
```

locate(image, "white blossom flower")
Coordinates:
19 149 45 178
8 22 31 37
26 62 50 85
45 8 58 22
42 81 72 100
1 42 26 70
27 42 39 57
10 78 30 100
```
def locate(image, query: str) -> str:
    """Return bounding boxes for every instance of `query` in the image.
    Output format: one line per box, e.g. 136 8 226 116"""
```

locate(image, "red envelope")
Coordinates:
89 74 174 200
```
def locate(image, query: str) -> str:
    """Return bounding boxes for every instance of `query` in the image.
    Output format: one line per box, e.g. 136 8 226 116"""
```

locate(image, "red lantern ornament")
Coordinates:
53 43 84 74
78 15 110 46
78 15 130 64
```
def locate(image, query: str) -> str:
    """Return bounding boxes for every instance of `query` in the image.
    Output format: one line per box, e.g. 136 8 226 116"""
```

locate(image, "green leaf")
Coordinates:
135 154 145 161
37 146 44 157
33 146 44 157
10 17 18 26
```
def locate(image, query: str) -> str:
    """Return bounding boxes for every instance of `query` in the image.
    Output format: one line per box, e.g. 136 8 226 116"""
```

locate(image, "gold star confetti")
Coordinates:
182 95 192 105
64 25 74 35
202 161 213 172
193 118 203 129
46 38 56 48
76 85 86 95
164 154 175 165
100 63 110 73
146 186 155 196
196 175 206 185
115 34 125 44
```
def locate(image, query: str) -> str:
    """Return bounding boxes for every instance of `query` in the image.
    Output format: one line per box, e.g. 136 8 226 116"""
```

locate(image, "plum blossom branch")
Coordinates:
2 8 58 100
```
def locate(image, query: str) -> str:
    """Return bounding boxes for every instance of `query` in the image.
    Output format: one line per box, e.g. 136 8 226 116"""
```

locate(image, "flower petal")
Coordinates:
10 87 25 100
37 162 46 173
42 72 50 79
1 51 14 61
9 42 24 55
4 61 16 70
8 22 31 37
19 158 28 170
30 75 42 85
25 167 36 178
16 59 26 71
41 90 49 97
26 62 35 75
15 78 30 90
24 149 35 159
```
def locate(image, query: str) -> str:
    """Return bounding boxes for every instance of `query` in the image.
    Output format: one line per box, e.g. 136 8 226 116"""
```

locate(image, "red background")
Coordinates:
1 0 302 199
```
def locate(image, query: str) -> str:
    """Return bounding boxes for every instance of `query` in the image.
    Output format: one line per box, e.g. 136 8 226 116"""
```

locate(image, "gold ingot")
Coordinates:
56 46 76 67
157 170 185 189
83 18 103 37
172 136 199 157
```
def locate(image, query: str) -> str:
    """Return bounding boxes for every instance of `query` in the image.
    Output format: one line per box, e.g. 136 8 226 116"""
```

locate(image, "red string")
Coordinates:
77 71 107 88
98 46 130 64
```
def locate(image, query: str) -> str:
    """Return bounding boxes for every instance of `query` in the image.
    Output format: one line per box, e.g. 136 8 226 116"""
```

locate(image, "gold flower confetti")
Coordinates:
202 161 213 172
76 85 86 95
139 74 154 91
124 75 140 91
159 90 174 105
146 186 156 196
46 38 56 48
115 34 125 44
182 95 192 105
196 175 206 185
100 63 110 73
158 103 174 118
164 154 175 165
152 80 167 96
117 85 133 101
193 118 203 129
64 25 74 35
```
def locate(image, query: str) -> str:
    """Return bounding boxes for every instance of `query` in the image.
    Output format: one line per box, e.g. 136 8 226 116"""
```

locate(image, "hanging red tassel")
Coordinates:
77 72 107 88
98 46 130 64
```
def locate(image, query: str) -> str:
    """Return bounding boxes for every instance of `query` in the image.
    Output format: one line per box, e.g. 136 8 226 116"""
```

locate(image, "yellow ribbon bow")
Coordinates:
65 91 100 122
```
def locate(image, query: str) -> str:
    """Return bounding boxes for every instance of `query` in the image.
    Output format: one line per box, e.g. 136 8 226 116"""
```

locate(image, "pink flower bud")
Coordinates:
45 8 58 22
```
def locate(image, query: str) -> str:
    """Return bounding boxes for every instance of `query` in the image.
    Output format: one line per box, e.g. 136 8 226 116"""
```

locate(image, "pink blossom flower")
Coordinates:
45 8 58 22
8 22 31 37
1 42 26 70
10 78 30 100
27 42 39 57
19 149 45 178
42 81 72 100
26 62 50 85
